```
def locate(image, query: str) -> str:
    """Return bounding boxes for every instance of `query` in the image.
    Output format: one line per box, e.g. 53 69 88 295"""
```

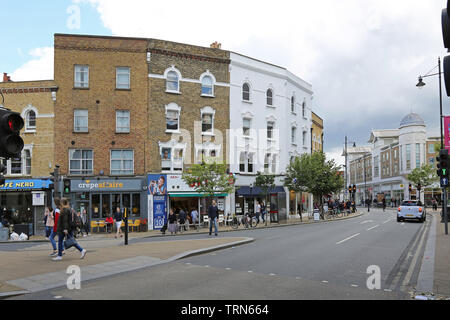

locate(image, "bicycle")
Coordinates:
231 213 257 229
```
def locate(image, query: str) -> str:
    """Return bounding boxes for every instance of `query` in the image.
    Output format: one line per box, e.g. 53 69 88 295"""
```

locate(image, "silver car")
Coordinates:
397 200 426 223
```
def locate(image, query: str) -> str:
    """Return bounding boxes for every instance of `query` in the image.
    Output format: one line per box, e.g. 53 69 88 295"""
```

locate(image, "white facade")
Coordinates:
229 52 313 175
228 52 314 218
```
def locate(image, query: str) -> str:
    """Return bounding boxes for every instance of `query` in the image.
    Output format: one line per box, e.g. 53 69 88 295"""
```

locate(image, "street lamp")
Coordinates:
416 57 448 235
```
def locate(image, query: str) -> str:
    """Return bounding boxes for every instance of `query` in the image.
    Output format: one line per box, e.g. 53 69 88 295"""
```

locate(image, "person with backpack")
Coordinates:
53 198 86 261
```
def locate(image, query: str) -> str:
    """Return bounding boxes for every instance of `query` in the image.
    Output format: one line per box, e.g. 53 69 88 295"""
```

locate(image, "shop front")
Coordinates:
235 185 286 223
0 179 52 237
166 174 228 226
69 178 147 224
289 191 312 219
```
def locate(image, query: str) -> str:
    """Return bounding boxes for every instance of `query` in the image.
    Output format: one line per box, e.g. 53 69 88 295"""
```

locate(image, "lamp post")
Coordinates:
416 57 448 235
343 137 357 200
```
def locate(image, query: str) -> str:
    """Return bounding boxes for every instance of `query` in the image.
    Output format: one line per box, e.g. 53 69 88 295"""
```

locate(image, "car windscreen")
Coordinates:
401 201 419 206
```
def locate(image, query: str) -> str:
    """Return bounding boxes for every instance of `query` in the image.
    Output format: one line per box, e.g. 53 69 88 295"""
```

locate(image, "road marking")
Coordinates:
366 225 379 231
185 263 191 265
53 296 63 299
204 265 210 268
336 233 360 245
402 222 429 287
296 277 302 280
383 219 391 224
351 284 359 288
248 271 253 273
269 273 276 276
322 281 329 284
226 268 231 270
401 223 405 226
360 220 373 224
384 289 392 292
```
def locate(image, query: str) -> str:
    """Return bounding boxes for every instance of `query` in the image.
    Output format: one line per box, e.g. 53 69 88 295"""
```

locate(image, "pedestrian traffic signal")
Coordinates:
437 149 450 178
0 109 24 159
63 178 70 194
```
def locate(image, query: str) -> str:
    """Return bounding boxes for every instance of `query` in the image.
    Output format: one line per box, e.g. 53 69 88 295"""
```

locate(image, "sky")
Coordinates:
0 0 448 167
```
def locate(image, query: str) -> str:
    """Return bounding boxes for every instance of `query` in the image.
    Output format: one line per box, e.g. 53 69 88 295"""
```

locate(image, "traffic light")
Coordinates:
348 185 352 193
437 149 450 178
442 1 450 96
353 185 356 193
63 178 71 195
409 184 412 193
0 109 24 159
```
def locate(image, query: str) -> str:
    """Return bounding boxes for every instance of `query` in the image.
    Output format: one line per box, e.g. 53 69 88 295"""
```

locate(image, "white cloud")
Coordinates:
10 47 54 82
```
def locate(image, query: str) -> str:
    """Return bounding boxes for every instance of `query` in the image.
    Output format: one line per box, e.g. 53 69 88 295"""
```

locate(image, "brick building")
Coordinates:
311 111 323 153
0 75 58 235
53 34 230 224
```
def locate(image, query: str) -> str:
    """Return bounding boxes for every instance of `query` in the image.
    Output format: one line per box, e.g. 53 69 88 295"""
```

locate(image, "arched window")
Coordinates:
166 71 179 92
201 76 214 96
243 83 250 101
26 110 36 130
266 89 273 106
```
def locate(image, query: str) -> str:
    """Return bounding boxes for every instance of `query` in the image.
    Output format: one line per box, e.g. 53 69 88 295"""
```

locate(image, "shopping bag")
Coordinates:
64 235 77 249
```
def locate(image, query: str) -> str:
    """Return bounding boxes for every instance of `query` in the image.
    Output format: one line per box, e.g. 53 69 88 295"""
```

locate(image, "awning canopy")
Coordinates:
236 186 285 196
169 193 228 198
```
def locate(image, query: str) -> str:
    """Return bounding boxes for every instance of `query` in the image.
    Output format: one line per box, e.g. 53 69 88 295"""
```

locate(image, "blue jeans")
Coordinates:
57 232 84 257
49 229 57 251
209 217 218 235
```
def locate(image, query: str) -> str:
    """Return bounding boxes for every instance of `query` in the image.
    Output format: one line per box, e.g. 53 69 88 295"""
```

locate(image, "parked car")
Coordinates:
397 200 426 223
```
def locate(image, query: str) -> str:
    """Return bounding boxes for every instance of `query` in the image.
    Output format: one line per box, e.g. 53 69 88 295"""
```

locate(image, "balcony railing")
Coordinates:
161 157 183 172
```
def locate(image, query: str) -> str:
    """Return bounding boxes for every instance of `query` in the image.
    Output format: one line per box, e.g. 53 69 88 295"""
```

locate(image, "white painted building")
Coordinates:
228 52 314 221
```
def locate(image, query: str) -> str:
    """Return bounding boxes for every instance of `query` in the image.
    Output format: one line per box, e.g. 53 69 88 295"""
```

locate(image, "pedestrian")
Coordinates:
74 211 83 237
382 198 386 212
433 199 438 211
366 198 371 212
191 207 198 229
52 198 86 261
44 207 53 239
168 208 177 235
261 201 267 224
50 199 62 257
208 200 219 236
81 209 89 237
255 201 261 225
46 207 57 257
105 214 114 233
113 206 124 239
178 208 187 232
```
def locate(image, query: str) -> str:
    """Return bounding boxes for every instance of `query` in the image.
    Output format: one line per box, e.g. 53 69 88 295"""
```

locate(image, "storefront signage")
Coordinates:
70 179 143 192
0 179 51 190
147 174 167 231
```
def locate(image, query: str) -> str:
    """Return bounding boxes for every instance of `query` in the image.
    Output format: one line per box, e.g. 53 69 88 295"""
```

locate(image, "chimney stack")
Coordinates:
2 73 11 82
210 41 222 49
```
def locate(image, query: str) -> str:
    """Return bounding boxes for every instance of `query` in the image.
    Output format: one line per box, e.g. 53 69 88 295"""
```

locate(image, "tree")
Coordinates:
182 162 235 197
284 152 344 215
254 172 276 223
407 163 438 201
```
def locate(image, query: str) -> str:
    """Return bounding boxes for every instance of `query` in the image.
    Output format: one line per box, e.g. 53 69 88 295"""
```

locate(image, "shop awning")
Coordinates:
236 186 285 196
169 193 228 198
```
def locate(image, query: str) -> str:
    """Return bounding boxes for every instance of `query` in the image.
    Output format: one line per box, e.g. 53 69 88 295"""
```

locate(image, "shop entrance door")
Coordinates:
270 193 279 223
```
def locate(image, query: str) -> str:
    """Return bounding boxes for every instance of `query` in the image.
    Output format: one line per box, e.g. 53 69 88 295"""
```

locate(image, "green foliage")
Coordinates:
407 163 438 188
254 172 276 197
182 162 235 196
284 152 344 206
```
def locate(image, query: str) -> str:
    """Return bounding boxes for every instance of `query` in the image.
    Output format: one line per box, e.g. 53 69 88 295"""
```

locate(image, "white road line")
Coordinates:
322 280 329 283
185 263 191 265
54 296 63 299
226 268 231 270
204 265 210 268
248 271 253 273
269 273 276 276
360 220 373 224
351 284 359 288
336 233 360 245
402 222 429 287
366 225 379 231
401 223 405 226
383 289 393 292
296 277 302 280
383 219 391 224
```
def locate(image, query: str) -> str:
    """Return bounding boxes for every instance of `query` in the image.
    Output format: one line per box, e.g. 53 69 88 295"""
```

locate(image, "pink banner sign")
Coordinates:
445 116 450 151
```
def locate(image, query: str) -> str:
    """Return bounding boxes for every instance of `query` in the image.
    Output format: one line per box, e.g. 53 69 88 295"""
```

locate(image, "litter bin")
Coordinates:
0 228 9 241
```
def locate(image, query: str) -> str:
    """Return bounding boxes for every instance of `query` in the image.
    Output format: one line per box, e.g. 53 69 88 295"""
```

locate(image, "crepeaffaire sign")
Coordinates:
71 179 143 192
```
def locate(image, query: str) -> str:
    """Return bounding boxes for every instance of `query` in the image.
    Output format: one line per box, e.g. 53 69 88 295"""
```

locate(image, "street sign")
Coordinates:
441 177 449 188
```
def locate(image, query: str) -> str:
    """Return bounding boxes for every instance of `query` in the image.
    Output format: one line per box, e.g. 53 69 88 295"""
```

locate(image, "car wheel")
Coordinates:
397 217 401 222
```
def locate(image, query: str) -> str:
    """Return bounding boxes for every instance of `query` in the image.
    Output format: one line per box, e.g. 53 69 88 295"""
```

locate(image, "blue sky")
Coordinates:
0 0 110 74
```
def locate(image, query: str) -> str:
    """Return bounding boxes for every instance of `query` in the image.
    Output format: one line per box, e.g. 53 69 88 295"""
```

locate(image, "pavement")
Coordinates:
432 214 450 298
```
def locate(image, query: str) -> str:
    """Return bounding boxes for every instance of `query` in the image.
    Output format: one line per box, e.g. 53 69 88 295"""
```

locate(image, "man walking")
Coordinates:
382 198 386 212
366 198 370 212
208 200 219 236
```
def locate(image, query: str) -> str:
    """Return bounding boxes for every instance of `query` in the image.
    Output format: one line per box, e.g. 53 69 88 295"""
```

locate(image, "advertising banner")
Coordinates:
147 174 167 231
445 116 450 151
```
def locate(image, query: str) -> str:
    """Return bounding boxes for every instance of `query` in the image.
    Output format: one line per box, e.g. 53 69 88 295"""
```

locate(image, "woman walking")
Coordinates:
81 209 89 237
168 208 177 235
113 206 124 239
46 207 58 257
53 198 86 261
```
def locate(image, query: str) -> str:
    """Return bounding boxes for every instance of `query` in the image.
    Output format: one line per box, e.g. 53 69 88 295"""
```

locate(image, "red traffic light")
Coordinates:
1 112 24 132
0 109 24 158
